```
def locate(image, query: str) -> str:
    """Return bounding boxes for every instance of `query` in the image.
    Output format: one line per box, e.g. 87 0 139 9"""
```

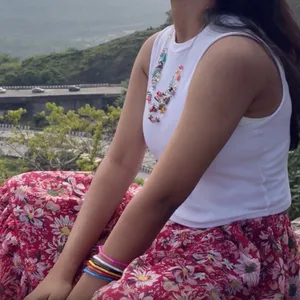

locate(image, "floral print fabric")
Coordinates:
0 171 139 300
95 216 300 300
0 171 299 300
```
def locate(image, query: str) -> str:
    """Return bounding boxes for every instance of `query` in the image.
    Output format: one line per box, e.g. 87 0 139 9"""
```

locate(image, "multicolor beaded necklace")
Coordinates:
146 29 201 123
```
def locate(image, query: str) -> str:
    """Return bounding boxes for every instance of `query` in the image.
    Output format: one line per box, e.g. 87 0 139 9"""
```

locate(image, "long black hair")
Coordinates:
206 0 300 150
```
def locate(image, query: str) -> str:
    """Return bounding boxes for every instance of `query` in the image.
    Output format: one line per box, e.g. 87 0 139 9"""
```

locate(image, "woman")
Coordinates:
1 0 300 299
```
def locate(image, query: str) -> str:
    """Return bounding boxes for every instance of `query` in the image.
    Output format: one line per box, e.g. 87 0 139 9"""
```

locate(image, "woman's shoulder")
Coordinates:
200 28 278 82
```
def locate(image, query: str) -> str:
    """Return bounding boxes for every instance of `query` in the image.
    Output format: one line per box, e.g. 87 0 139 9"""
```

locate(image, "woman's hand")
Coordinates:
66 274 109 300
24 270 73 300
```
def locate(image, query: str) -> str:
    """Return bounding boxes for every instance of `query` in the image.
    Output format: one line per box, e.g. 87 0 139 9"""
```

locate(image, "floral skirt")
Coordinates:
0 171 299 300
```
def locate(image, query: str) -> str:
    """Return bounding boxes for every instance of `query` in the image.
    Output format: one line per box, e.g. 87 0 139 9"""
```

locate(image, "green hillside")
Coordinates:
0 27 159 86
0 3 299 87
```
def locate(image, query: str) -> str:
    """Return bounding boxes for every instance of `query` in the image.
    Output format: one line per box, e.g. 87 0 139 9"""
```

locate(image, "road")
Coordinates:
0 86 124 98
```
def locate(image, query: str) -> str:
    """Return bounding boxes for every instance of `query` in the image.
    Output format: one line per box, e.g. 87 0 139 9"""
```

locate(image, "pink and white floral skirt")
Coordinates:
0 171 299 300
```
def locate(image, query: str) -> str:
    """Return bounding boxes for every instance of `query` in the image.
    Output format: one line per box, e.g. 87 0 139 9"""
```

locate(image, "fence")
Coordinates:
0 123 30 131
140 165 153 174
0 123 154 174
0 124 91 137
1 83 122 90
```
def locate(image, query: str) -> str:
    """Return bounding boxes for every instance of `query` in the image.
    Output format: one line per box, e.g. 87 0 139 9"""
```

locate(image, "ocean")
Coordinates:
0 0 170 58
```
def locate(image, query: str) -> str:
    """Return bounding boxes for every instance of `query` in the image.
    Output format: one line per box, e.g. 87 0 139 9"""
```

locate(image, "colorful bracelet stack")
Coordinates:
84 246 128 282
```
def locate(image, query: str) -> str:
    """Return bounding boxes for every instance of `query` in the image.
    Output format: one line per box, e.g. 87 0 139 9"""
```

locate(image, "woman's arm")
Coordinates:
50 33 158 282
67 36 273 299
93 37 271 266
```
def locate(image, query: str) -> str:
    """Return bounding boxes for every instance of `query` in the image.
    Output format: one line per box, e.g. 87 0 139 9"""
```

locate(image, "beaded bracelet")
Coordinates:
84 267 114 282
98 245 128 268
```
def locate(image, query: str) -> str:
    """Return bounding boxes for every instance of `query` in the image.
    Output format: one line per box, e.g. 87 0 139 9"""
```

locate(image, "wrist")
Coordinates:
67 273 108 300
51 258 79 282
98 245 128 270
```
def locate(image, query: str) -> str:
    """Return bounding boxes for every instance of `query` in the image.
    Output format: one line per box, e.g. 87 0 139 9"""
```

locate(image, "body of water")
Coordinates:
0 0 170 57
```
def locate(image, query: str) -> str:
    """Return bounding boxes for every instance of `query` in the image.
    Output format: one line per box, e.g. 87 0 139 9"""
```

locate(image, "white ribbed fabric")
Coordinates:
143 24 292 228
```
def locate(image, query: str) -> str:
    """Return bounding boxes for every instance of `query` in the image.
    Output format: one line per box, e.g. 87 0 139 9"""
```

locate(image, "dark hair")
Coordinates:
206 0 300 150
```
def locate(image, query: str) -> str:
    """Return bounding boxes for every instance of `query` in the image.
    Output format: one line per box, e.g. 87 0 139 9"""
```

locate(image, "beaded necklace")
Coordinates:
146 28 202 123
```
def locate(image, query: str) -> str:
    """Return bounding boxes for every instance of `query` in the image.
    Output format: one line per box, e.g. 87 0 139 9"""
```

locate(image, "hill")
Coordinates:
0 27 160 86
1 2 300 87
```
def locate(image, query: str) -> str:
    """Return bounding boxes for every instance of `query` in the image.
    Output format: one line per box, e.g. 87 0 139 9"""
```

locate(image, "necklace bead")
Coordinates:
147 34 184 123
146 26 204 123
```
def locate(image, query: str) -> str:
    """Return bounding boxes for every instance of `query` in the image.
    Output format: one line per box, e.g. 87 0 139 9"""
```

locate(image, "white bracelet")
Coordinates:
93 255 124 274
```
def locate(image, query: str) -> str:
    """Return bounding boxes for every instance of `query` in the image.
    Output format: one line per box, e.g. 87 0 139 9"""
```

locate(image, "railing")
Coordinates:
0 124 98 138
0 123 31 131
1 83 123 90
140 165 153 174
0 123 154 174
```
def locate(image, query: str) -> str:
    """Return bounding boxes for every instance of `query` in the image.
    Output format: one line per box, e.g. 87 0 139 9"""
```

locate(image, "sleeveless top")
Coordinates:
142 23 292 228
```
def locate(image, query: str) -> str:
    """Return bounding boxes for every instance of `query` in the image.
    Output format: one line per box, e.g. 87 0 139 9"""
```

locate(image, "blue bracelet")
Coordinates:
84 267 115 282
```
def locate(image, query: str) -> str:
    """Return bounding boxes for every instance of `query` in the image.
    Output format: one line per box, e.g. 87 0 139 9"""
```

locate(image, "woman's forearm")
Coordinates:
101 189 175 266
65 191 172 300
52 156 138 281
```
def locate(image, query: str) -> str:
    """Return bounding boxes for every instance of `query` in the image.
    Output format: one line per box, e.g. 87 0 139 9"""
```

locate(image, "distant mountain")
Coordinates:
1 0 299 88
0 0 170 58
0 28 160 87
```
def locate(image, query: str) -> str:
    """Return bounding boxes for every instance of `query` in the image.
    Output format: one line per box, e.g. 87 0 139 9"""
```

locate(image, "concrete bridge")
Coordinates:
0 83 123 91
0 84 124 116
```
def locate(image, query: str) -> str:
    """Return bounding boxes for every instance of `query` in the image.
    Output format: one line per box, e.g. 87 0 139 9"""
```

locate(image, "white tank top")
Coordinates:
143 24 292 228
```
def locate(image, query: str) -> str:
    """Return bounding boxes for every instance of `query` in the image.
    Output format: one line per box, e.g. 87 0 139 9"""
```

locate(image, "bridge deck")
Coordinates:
0 86 124 98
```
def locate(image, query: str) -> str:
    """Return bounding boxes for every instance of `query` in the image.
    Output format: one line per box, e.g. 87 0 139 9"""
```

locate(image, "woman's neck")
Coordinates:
170 0 214 43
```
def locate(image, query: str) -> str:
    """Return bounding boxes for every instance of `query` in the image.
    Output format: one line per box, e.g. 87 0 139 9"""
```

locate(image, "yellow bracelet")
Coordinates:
88 260 122 278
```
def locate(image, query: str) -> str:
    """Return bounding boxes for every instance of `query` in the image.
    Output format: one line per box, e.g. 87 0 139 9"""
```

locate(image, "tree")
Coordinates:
113 79 129 108
0 54 19 64
0 28 158 86
33 111 49 128
2 72 18 85
2 103 121 172
0 157 28 185
19 69 41 85
40 69 54 84
289 149 300 220
164 10 173 26
1 103 299 220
